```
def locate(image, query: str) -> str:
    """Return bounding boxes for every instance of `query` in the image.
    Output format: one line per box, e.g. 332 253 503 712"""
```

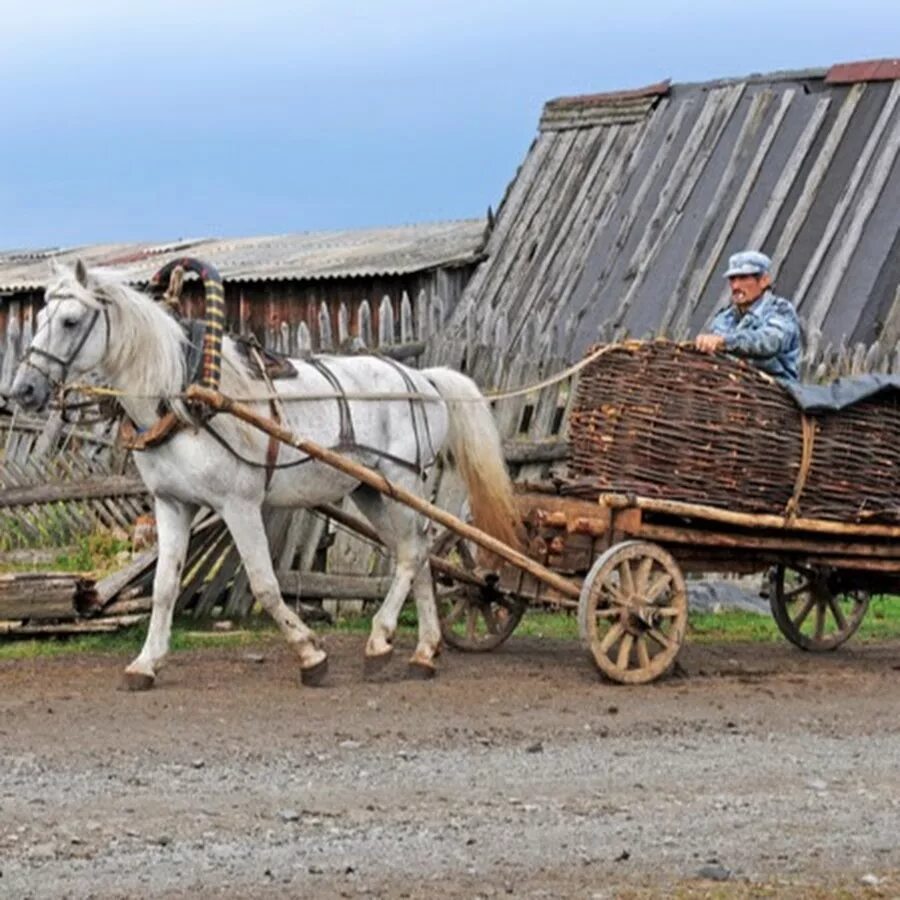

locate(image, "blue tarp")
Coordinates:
782 374 900 414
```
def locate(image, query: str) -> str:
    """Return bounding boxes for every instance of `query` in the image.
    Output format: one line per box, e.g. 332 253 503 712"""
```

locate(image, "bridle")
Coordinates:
22 293 111 389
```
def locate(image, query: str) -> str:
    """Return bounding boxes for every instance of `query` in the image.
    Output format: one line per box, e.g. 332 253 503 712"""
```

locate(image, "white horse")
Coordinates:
9 260 520 688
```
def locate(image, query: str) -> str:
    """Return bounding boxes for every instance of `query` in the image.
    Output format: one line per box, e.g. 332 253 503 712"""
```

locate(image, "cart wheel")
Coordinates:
769 564 869 651
432 532 527 652
578 540 687 684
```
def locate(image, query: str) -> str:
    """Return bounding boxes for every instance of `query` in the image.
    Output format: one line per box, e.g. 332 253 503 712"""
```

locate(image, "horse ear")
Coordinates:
74 258 91 288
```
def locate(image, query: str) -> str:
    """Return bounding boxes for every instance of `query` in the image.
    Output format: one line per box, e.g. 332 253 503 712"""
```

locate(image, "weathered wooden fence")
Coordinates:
0 410 148 551
0 287 457 619
5 277 898 622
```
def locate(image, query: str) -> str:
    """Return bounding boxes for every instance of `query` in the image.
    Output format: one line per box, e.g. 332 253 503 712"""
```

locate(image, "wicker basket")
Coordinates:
565 340 900 523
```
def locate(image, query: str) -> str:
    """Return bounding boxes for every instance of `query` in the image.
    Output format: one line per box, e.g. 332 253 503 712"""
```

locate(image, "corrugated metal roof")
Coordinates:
0 219 487 292
827 58 900 84
434 59 900 378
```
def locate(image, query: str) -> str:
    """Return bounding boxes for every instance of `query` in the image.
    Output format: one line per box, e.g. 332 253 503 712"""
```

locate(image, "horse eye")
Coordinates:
62 317 79 329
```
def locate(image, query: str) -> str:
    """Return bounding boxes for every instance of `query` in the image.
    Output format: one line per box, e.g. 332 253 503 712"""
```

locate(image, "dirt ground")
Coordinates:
1 633 899 899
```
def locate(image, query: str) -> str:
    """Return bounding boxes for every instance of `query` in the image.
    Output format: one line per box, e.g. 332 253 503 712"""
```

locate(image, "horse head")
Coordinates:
9 259 112 412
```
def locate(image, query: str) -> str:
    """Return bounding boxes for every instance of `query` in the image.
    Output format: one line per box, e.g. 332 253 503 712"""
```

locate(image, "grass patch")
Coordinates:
690 594 900 643
2 597 899 662
0 616 278 661
0 531 132 578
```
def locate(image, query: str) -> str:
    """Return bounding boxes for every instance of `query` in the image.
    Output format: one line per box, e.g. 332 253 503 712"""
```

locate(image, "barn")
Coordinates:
0 218 487 391
431 58 900 382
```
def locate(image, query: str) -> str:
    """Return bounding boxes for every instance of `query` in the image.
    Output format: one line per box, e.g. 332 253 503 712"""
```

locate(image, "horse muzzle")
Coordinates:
8 369 51 413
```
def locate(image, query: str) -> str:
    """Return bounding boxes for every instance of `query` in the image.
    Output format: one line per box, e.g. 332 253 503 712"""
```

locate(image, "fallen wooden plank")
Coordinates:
0 475 147 509
94 549 159 606
102 595 153 616
0 613 148 636
0 572 97 621
277 570 394 600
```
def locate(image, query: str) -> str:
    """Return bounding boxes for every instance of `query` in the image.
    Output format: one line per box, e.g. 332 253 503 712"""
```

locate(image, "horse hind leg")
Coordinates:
407 562 441 678
223 504 328 686
351 485 440 678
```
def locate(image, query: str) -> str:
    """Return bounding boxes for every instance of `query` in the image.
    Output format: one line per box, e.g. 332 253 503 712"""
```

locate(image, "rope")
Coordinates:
62 341 620 407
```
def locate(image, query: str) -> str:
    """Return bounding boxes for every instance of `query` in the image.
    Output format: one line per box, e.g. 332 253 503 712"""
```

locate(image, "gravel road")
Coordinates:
1 633 898 898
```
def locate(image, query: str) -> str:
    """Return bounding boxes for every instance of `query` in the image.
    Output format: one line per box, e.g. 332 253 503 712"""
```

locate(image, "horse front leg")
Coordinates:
223 504 328 686
124 498 196 690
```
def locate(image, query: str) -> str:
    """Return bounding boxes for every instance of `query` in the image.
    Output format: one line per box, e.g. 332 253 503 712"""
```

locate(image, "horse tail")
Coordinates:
423 367 522 552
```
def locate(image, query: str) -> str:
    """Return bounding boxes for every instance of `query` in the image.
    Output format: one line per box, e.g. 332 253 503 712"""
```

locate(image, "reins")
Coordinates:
35 257 619 467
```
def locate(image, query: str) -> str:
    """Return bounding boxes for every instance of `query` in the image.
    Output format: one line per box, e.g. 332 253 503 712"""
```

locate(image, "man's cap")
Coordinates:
723 250 772 278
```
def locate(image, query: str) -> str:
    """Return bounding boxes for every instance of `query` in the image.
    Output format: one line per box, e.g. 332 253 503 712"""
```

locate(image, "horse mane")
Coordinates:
48 263 258 418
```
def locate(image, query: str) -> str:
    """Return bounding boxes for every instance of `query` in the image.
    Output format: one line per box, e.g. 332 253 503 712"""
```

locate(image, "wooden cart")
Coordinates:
188 385 899 686
433 486 900 684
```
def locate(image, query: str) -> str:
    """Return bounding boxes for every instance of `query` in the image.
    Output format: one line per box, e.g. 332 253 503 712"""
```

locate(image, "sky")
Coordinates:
0 0 897 249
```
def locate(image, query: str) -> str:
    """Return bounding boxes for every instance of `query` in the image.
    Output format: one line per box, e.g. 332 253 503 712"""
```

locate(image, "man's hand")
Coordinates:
695 334 726 354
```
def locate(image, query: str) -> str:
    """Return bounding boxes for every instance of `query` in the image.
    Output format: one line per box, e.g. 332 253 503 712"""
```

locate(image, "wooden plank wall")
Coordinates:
430 76 900 380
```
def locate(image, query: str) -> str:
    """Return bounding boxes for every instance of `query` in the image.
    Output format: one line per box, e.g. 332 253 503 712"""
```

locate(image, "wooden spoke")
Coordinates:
827 595 848 632
791 594 817 629
647 627 674 651
481 604 500 635
616 634 634 670
619 561 636 600
634 556 654 596
444 596 468 626
598 621 625 655
644 571 673 604
601 582 628 608
465 606 478 641
636 635 651 669
593 606 621 619
814 601 826 641
769 564 870 652
654 606 682 618
783 581 812 601
579 541 686 684
434 531 527 653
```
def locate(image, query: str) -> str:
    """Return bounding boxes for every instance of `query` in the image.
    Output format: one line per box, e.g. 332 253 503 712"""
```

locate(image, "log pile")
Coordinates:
566 340 900 523
0 569 151 637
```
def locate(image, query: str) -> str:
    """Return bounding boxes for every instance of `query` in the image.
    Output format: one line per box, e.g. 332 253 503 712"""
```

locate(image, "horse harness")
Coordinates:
198 354 439 485
23 295 111 387
120 327 438 486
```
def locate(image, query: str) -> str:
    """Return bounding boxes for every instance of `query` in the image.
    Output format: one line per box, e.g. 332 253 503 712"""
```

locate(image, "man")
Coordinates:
695 250 801 381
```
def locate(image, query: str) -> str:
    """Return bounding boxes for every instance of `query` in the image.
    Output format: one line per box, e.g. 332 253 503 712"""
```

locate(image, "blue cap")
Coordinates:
723 250 772 278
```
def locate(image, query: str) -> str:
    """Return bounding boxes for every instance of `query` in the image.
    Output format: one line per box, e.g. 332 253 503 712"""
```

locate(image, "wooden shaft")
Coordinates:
637 522 900 559
601 492 900 539
187 385 582 600
316 502 484 588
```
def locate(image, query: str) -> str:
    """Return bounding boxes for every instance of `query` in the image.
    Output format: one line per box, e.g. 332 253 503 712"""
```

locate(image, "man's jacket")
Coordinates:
709 291 801 381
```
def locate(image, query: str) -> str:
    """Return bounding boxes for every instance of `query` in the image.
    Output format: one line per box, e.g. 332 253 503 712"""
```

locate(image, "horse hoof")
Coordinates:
407 658 437 680
122 671 155 692
363 648 394 678
300 657 329 687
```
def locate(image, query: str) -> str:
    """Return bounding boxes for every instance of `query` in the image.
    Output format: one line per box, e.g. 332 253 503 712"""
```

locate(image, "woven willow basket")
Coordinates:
565 340 900 523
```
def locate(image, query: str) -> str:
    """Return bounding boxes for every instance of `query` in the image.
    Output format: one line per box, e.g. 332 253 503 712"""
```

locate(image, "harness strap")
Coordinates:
378 355 437 477
118 409 182 451
250 344 283 489
305 357 356 446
